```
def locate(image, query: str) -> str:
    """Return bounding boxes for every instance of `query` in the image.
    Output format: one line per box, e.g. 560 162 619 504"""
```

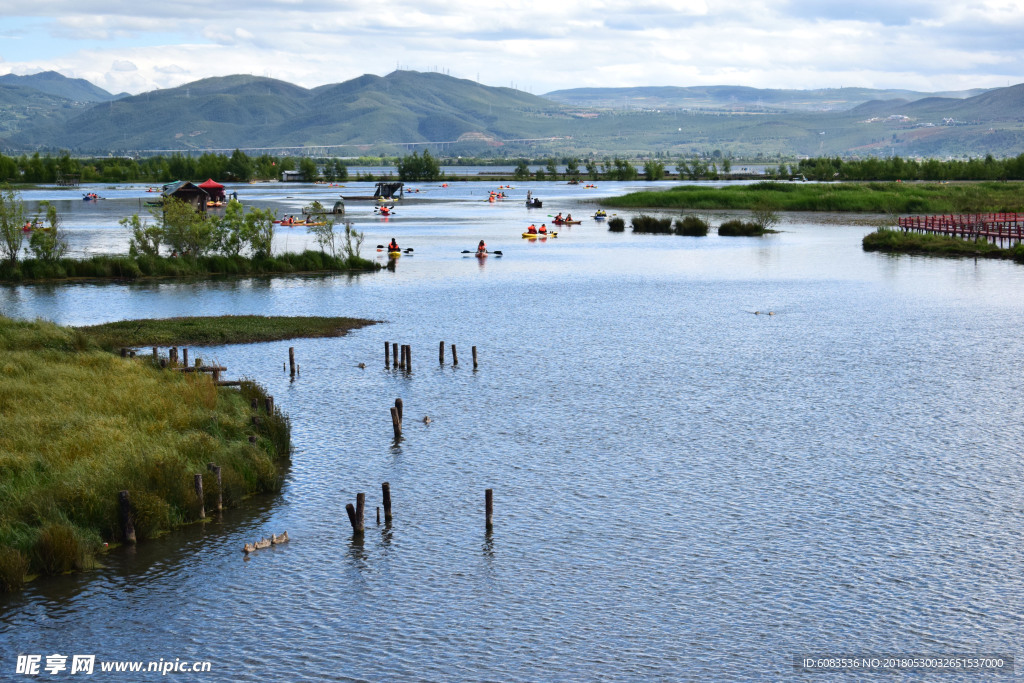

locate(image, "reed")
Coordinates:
862 227 1013 258
0 315 291 591
630 215 674 234
674 216 709 236
718 220 767 236
607 217 626 232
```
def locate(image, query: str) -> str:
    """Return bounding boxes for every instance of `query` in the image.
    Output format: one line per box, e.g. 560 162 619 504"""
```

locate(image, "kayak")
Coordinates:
522 231 557 238
553 220 582 225
388 250 401 258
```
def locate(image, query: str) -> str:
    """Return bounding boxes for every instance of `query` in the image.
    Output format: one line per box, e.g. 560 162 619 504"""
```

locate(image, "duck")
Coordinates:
243 542 256 554
254 537 272 550
271 531 290 545
423 416 432 424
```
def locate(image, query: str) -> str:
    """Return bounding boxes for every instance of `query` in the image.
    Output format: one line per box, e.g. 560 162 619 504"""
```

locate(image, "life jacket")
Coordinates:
527 225 537 234
539 225 547 233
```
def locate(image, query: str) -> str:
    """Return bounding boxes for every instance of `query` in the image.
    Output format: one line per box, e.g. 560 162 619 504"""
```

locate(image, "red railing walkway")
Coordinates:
897 213 1024 247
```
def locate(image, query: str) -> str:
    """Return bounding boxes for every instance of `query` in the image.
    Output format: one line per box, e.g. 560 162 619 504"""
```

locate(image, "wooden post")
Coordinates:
390 406 402 438
404 345 411 372
385 341 390 368
194 474 205 519
345 503 358 532
377 506 381 525
382 482 393 523
152 346 158 360
212 368 220 383
451 343 458 366
399 344 406 370
265 396 274 414
394 398 403 423
208 464 222 511
182 348 189 367
485 488 493 530
472 346 478 369
250 398 258 411
118 490 136 544
289 347 295 378
392 342 399 368
129 350 136 358
355 492 365 533
120 347 128 358
439 340 445 364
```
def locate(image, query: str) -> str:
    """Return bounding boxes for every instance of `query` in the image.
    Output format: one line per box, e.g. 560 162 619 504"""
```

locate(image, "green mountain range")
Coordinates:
2 70 1023 159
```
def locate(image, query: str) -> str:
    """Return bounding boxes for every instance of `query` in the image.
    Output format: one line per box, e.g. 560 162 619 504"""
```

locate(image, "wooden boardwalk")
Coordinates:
898 213 1024 247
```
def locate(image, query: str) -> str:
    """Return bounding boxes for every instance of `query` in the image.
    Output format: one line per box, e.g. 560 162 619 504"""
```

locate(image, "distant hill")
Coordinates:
1 71 1022 159
0 71 119 103
542 85 988 112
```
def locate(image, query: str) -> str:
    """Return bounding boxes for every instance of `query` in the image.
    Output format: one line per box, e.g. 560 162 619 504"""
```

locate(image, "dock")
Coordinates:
897 213 1024 247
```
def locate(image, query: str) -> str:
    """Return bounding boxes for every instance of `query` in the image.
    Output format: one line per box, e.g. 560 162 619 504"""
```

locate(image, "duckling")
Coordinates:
243 542 256 554
271 531 289 545
357 363 366 369
254 537 272 550
423 416 432 424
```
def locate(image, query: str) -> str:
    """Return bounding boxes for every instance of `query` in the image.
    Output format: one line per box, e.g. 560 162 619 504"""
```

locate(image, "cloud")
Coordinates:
111 59 137 72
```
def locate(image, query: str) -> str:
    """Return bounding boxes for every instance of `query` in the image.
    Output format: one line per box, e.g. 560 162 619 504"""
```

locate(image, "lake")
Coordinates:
1 180 1021 681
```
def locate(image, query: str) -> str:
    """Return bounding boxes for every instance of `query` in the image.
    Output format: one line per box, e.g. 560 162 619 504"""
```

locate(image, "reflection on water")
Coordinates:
1 185 1024 680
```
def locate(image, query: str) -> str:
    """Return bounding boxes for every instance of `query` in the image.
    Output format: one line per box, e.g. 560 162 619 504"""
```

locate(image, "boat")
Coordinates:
522 231 557 238
593 211 607 220
388 250 401 258
525 190 543 208
553 219 582 226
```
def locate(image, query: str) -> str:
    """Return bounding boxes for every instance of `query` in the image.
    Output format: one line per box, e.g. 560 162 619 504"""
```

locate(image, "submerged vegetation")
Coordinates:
604 181 1024 214
0 316 291 591
77 315 379 350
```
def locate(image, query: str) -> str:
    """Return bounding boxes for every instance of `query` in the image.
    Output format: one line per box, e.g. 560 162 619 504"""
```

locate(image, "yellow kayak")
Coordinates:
388 250 401 258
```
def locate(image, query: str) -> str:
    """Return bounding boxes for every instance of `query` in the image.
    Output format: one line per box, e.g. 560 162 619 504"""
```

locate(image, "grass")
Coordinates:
77 315 379 350
0 250 379 283
0 315 291 591
862 227 1024 260
603 181 1024 214
718 220 769 237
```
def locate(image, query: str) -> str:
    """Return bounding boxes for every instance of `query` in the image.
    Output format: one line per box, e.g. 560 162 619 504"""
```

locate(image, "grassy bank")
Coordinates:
0 250 379 283
862 227 1024 260
603 181 1024 214
0 316 291 592
78 315 379 350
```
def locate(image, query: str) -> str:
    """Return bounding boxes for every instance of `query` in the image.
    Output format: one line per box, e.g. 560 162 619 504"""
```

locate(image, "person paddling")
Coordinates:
527 224 537 234
539 223 548 234
477 240 487 254
388 238 400 252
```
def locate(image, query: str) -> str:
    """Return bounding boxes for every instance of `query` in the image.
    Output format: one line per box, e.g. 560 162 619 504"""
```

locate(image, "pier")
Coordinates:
898 213 1024 247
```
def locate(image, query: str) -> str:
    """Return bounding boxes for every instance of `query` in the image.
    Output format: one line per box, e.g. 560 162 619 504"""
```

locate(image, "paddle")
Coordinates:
462 250 502 256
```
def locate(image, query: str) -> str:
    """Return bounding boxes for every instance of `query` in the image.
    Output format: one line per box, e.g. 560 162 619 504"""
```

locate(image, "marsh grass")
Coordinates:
0 250 379 283
630 215 674 234
0 316 291 590
77 315 379 350
862 227 1019 259
607 217 626 232
674 216 710 236
718 220 768 236
604 181 1024 214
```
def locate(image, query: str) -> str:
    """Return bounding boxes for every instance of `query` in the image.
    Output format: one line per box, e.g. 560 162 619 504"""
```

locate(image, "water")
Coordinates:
1 182 1022 681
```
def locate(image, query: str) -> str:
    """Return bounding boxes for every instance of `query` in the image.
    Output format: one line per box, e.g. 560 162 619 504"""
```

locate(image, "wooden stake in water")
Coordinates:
152 346 158 360
194 474 205 519
485 488 493 530
265 396 274 414
355 493 366 533
439 340 445 365
451 343 458 366
472 346 478 369
382 482 393 523
118 490 136 544
390 406 402 438
289 347 295 378
395 398 403 423
182 348 189 367
385 341 390 368
345 503 358 532
404 345 411 372
392 342 399 368
399 344 406 370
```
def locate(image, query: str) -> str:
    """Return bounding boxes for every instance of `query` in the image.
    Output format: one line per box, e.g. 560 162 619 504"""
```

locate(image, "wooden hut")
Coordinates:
161 181 210 212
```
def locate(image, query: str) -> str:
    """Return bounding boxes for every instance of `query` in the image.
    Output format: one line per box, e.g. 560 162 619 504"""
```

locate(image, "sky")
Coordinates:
1 0 1023 96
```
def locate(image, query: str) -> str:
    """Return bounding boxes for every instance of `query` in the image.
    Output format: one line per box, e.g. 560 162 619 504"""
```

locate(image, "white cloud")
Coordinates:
111 59 136 72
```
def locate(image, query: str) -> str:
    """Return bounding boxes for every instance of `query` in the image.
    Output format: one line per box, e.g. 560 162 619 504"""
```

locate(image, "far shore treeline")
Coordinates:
6 148 1024 184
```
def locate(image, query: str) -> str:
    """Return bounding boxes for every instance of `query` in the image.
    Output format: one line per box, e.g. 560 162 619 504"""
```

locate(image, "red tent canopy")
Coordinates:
198 178 224 190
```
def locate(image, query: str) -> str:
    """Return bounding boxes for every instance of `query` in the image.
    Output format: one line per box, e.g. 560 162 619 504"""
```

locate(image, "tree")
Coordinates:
123 213 162 257
566 158 580 180
341 222 364 264
0 184 26 264
513 160 530 181
298 157 319 182
227 149 254 182
643 160 665 181
546 158 557 178
722 158 732 173
244 207 276 258
397 150 442 181
585 160 599 179
159 197 213 256
28 201 68 261
211 199 247 256
751 202 781 232
305 201 337 257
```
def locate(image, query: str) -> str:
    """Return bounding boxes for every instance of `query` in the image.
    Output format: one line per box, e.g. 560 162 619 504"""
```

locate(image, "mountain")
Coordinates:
0 71 119 103
1 71 1022 158
542 85 989 112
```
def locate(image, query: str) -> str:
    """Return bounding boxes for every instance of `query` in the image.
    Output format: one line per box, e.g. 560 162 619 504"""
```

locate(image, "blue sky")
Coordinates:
1 1 1022 95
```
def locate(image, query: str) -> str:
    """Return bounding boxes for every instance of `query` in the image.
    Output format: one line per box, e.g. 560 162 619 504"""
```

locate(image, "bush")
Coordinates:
608 217 625 232
718 219 766 236
0 547 29 591
631 215 673 234
675 216 709 236
32 522 85 576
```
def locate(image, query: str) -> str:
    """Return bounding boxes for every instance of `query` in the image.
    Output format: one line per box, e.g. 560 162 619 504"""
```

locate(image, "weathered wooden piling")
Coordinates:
385 341 390 368
404 345 411 372
392 342 399 368
439 340 445 364
356 493 365 532
472 346 478 369
120 347 128 358
399 344 406 370
129 350 136 358
152 346 158 360
207 463 223 511
485 488 493 530
118 490 136 544
394 397 403 422
390 406 402 438
182 348 189 367
345 503 357 531
289 347 295 378
265 396 274 414
194 474 205 519
382 482 393 523
451 343 458 366
377 506 381 525
160 359 167 368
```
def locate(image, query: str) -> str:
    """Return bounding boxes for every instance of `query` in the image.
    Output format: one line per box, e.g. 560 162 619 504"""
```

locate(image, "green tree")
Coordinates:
585 160 599 179
643 160 665 181
211 199 247 256
396 150 442 181
546 158 558 178
227 149 254 182
159 197 213 256
298 157 320 182
305 201 337 257
722 158 732 173
28 202 68 261
0 184 26 264
341 221 364 264
566 158 580 180
245 207 276 258
123 213 162 257
333 160 349 181
513 160 530 181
